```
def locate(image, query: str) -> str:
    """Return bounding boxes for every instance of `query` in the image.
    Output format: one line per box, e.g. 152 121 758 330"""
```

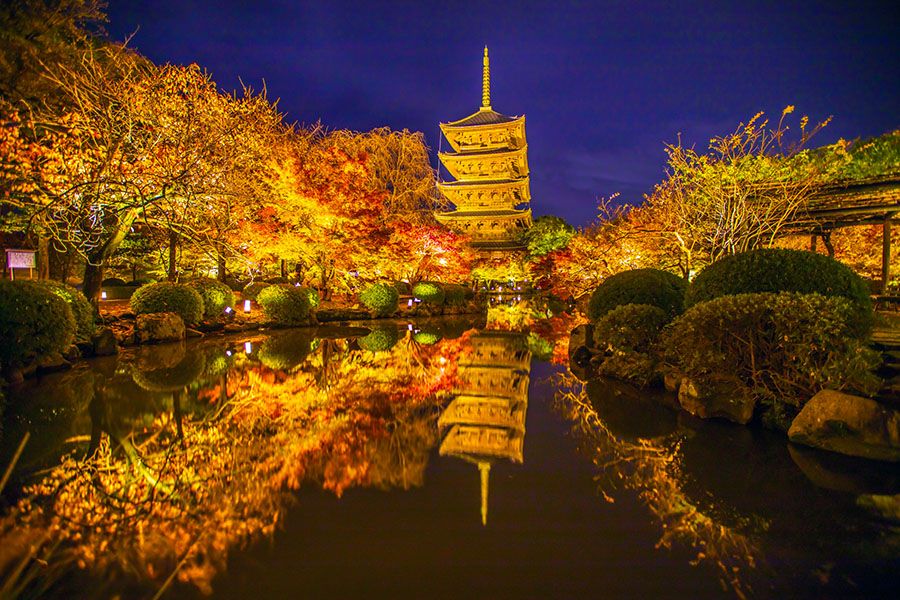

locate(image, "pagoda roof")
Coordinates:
438 178 528 188
442 108 521 129
439 145 527 159
437 208 531 218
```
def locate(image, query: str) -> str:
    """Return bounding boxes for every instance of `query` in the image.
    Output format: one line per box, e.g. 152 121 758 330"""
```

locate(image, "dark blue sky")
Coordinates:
106 0 899 227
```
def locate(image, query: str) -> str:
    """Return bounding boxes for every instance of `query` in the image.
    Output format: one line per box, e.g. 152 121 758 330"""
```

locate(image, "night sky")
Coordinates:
106 0 899 227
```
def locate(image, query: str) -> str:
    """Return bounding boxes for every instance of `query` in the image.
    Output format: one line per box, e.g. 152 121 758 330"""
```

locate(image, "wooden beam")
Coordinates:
883 215 892 294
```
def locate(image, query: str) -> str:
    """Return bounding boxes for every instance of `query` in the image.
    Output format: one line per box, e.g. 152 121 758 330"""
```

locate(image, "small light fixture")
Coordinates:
224 306 233 314
243 299 251 313
100 291 107 300
226 350 232 357
407 324 413 331
407 299 413 307
244 341 252 354
294 282 300 287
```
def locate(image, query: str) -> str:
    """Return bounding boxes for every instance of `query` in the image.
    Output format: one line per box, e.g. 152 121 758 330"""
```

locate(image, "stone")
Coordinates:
660 367 685 394
788 389 900 462
62 344 81 362
677 375 756 425
91 326 119 356
135 312 185 344
120 311 136 320
75 340 95 358
567 324 594 361
35 352 71 375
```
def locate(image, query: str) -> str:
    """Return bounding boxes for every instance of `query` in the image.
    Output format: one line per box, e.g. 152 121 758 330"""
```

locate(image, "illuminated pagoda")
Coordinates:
435 47 533 255
438 331 531 525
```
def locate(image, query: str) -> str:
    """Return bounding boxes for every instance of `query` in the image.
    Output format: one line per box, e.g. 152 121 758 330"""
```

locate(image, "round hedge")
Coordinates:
0 280 76 367
412 281 446 305
413 329 442 345
593 303 669 354
297 286 320 309
37 280 95 340
393 281 412 295
359 283 400 316
186 278 235 319
130 282 204 325
358 326 399 352
242 281 270 300
257 285 310 325
587 269 687 322
102 277 127 286
685 248 872 333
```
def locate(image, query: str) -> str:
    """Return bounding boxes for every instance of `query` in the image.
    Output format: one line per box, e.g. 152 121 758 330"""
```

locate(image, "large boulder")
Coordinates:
677 375 756 424
91 326 119 356
135 312 185 344
788 389 900 462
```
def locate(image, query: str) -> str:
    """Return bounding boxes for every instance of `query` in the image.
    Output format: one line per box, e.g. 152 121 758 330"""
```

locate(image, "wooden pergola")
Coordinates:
785 174 900 292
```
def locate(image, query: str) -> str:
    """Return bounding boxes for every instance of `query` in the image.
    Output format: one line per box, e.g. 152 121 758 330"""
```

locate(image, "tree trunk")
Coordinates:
280 259 286 279
168 231 178 281
36 235 50 279
217 243 227 283
82 208 139 305
82 259 105 306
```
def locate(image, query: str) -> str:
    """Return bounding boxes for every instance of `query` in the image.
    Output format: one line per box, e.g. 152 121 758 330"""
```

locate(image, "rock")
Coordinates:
224 323 246 333
185 328 204 338
120 311 136 320
788 389 900 462
197 321 225 332
75 340 95 358
315 308 371 322
567 324 594 361
135 312 185 344
62 344 81 362
91 326 119 356
4 368 24 385
35 352 71 375
677 375 756 425
789 444 900 494
661 367 684 394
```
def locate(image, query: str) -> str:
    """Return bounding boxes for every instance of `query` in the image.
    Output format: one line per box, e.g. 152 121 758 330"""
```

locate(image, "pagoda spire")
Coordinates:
479 461 490 526
481 46 491 109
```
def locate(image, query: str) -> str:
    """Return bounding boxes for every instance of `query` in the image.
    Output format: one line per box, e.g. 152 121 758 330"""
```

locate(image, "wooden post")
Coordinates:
883 215 892 294
809 234 818 252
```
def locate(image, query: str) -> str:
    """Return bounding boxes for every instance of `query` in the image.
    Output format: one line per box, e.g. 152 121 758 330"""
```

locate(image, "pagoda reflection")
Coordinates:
438 331 531 525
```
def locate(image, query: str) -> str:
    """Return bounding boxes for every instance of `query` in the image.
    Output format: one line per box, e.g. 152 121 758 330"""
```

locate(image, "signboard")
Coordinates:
6 249 36 269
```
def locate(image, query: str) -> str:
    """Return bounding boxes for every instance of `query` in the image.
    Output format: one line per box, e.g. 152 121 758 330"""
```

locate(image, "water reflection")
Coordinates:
438 332 531 525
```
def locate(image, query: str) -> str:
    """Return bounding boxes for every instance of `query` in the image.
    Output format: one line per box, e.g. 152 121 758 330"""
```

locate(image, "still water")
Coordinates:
0 310 897 599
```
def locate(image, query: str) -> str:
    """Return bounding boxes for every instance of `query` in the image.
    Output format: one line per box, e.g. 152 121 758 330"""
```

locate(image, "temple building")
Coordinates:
438 331 531 525
435 47 533 255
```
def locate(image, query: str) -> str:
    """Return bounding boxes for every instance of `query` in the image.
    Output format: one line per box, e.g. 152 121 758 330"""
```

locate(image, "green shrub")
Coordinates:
393 281 412 295
257 285 310 325
358 326 399 352
593 304 669 354
186 278 235 319
37 280 95 340
258 331 314 370
130 282 204 325
412 281 446 305
526 332 554 361
296 286 320 309
242 281 270 300
102 277 127 286
686 248 873 334
588 269 687 322
0 281 76 368
359 283 399 316
662 292 880 411
443 284 471 306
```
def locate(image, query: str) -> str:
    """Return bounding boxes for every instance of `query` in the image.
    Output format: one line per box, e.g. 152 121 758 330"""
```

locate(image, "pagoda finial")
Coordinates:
481 46 491 110
479 461 490 526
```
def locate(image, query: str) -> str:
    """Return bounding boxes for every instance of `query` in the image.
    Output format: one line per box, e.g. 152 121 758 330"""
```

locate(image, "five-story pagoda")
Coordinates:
436 47 532 254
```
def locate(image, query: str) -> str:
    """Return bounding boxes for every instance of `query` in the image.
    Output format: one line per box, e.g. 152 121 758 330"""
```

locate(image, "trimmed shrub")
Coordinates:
359 283 399 316
0 280 76 368
686 248 873 334
186 278 235 319
412 281 445 305
257 285 310 325
297 286 320 309
133 352 205 392
662 292 880 411
242 281 270 300
393 281 412 295
258 331 314 370
358 326 399 352
593 304 669 354
593 304 669 386
443 284 471 306
588 269 687 322
130 282 204 325
37 280 95 340
102 277 127 286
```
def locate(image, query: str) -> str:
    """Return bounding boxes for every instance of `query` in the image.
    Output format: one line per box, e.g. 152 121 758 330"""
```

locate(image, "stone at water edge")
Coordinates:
567 323 594 361
35 352 71 375
91 326 119 356
135 312 186 344
788 389 900 462
677 375 756 425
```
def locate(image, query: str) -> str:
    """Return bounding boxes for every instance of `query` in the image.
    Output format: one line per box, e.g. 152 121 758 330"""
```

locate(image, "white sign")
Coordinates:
6 249 36 269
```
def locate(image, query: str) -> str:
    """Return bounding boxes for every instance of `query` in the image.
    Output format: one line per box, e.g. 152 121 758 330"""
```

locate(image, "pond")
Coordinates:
0 308 897 599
